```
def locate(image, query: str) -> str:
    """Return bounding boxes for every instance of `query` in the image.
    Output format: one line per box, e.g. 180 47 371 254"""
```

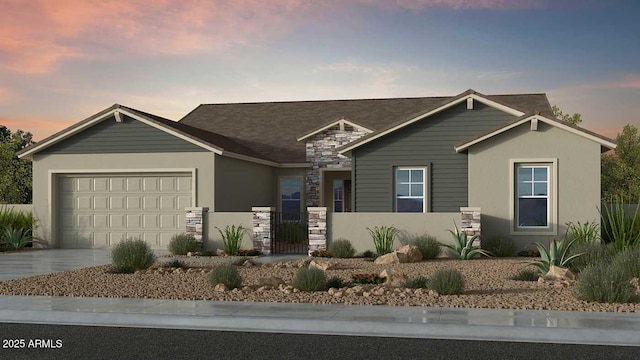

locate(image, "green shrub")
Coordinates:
574 263 636 303
292 267 327 292
400 233 441 260
367 225 399 255
404 275 429 289
566 220 600 245
482 236 514 257
167 233 198 255
311 249 332 258
351 273 386 285
600 200 640 251
568 242 618 273
429 269 465 295
359 250 376 259
326 276 349 289
0 205 34 233
208 264 242 289
441 222 492 260
509 268 540 281
1 227 32 250
162 259 189 269
612 247 640 279
329 238 356 258
522 238 582 274
216 225 248 256
111 238 156 273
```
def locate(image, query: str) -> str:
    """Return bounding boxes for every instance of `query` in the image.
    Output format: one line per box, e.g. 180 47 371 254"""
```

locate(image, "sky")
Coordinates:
1 0 639 141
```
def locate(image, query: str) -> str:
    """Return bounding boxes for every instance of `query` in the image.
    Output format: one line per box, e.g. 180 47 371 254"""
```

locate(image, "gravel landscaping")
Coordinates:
0 257 638 312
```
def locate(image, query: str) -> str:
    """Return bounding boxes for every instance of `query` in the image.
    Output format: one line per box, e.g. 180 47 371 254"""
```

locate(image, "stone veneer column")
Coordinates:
185 207 209 250
460 207 481 247
307 207 327 255
252 207 274 255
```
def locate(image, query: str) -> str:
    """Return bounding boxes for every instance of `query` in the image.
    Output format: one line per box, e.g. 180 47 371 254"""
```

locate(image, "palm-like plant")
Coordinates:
216 225 248 256
441 222 492 260
522 238 583 274
366 225 399 255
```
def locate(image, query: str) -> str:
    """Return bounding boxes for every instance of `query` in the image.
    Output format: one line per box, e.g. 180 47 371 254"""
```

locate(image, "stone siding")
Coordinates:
185 207 209 250
252 207 274 254
460 207 481 247
307 207 327 255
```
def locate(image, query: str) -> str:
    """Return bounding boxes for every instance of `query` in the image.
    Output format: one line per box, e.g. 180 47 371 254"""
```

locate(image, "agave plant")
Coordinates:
1 227 32 250
441 222 492 260
522 238 583 274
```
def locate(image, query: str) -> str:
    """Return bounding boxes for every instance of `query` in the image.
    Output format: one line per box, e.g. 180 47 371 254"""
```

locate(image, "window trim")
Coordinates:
394 166 427 213
278 176 303 217
509 159 558 235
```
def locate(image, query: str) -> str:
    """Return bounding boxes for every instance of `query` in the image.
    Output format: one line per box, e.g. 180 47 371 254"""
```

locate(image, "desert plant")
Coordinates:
208 264 242 289
509 268 540 281
599 199 640 251
0 205 34 233
568 242 618 273
612 247 640 279
110 238 156 273
1 227 32 250
161 259 189 269
351 273 386 285
517 249 541 257
565 220 600 245
167 233 198 255
292 267 326 292
326 276 349 289
238 249 261 256
367 225 399 255
359 250 376 259
399 233 441 260
441 222 492 260
481 236 515 257
216 225 248 256
311 249 332 258
522 238 583 275
429 269 465 295
574 262 636 303
329 238 356 258
404 275 429 289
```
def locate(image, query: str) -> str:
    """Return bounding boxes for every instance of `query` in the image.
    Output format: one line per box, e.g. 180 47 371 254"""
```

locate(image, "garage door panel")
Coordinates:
77 178 92 192
127 214 141 229
78 214 92 228
77 196 92 210
143 233 159 247
160 214 175 229
110 233 126 246
177 177 191 192
160 196 175 210
160 232 174 247
177 195 191 209
143 196 158 210
76 233 93 248
143 177 159 192
110 196 125 210
94 233 109 248
143 214 158 228
127 177 142 192
127 196 141 210
94 178 108 192
94 196 108 210
110 214 125 228
110 178 125 192
160 177 175 192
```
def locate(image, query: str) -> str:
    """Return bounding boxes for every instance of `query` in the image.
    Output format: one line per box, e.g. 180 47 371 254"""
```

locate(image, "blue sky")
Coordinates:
1 0 638 140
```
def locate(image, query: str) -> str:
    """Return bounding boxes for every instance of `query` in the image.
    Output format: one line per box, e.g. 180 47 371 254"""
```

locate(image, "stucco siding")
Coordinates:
31 152 215 247
214 155 274 211
40 115 207 154
206 212 254 251
353 102 516 212
468 122 601 250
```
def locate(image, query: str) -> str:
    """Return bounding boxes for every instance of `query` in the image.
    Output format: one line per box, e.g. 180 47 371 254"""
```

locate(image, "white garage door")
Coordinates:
58 173 192 249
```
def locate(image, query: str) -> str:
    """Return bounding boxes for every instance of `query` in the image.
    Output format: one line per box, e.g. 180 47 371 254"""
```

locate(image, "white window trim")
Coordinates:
395 166 427 213
509 159 558 235
278 176 303 215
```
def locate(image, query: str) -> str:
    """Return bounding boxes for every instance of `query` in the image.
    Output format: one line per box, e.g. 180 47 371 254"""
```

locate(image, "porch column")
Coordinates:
185 207 209 250
307 207 327 255
460 207 481 247
252 207 274 255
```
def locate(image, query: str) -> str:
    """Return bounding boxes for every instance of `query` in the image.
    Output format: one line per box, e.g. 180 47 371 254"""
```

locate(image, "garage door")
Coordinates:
58 173 192 249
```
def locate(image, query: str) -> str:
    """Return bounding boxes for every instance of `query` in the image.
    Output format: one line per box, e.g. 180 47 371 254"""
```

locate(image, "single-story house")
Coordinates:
18 89 616 253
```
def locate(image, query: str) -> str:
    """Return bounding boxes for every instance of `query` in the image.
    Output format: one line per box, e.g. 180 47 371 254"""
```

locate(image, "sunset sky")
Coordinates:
1 0 639 141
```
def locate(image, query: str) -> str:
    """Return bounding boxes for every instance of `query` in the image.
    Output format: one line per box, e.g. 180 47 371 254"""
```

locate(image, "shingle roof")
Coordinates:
179 90 554 163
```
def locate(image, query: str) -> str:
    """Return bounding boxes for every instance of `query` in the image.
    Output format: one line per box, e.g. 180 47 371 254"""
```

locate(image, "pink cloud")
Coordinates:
0 116 75 141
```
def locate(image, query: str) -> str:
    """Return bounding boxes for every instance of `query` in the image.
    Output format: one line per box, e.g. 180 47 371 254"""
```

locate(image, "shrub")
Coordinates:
167 233 198 255
429 269 465 295
111 238 156 273
326 276 349 289
359 250 376 259
328 238 356 258
522 238 583 275
208 264 243 289
404 275 429 289
292 267 327 292
162 259 189 269
441 222 492 260
351 273 386 285
482 236 514 257
612 247 640 279
574 263 636 303
1 227 32 250
565 220 600 245
238 249 261 256
311 249 332 258
199 250 218 257
509 268 540 281
600 199 640 251
0 205 34 233
400 233 441 260
216 225 248 256
568 242 618 273
517 249 540 257
367 225 399 255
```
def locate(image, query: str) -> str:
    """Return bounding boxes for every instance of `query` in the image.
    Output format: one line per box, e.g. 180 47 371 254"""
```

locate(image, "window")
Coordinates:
333 179 343 212
395 167 425 213
516 165 550 228
280 177 301 220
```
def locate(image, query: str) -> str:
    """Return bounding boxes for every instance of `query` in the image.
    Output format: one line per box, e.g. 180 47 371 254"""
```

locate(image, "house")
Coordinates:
18 89 616 253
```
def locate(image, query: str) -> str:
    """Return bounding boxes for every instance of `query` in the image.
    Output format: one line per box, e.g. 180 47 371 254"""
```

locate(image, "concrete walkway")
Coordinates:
0 249 638 346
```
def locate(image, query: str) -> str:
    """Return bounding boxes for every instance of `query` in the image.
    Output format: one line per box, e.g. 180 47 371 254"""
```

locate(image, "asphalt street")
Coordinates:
1 323 638 360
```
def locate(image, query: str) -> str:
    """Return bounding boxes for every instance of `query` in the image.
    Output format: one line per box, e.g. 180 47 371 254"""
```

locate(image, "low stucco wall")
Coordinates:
206 212 253 251
328 212 461 253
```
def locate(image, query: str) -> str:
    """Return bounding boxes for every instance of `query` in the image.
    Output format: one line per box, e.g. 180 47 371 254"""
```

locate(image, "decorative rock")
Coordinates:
309 260 332 271
395 245 423 263
379 269 407 287
216 249 227 257
543 266 577 282
242 260 255 267
428 290 439 297
374 252 400 265
214 283 228 292
371 287 385 296
258 276 285 288
187 252 195 257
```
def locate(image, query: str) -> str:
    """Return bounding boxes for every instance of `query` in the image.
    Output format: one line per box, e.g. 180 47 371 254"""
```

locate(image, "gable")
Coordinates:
40 114 208 154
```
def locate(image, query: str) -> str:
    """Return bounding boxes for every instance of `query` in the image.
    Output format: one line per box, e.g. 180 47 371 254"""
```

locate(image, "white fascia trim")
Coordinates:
455 115 617 152
297 119 373 142
339 94 525 154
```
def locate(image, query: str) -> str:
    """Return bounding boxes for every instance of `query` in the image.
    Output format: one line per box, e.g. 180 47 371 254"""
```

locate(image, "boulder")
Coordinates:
395 245 423 263
242 259 256 267
309 260 332 271
258 276 285 289
543 266 577 282
374 252 400 265
379 269 407 287
213 283 228 292
216 249 226 256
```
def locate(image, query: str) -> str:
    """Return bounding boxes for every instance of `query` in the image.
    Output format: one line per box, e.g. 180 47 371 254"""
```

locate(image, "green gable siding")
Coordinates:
40 115 207 154
353 102 517 212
